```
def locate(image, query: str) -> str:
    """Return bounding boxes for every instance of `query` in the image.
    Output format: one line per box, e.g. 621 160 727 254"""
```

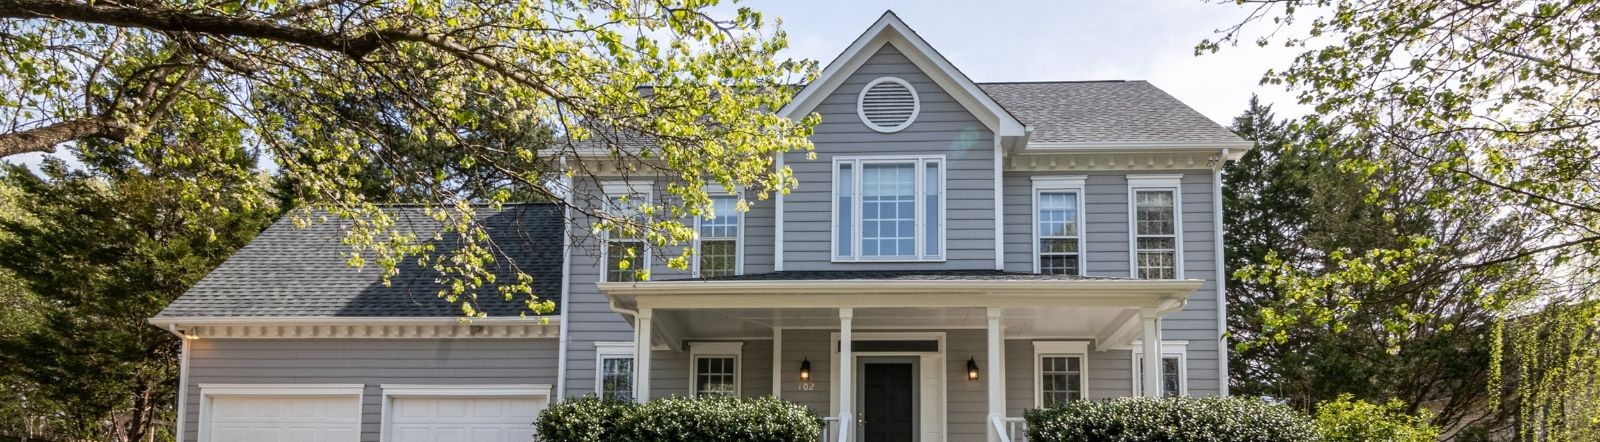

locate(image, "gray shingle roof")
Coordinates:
155 204 565 318
978 81 1244 145
663 270 1128 282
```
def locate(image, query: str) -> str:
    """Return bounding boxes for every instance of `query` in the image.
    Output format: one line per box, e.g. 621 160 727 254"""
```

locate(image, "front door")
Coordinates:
861 362 915 442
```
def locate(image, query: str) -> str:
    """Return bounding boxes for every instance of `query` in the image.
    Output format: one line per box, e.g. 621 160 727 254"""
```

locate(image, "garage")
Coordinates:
199 385 363 442
381 385 551 442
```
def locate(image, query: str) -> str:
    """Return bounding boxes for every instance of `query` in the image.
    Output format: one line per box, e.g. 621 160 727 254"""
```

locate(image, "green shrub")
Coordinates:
535 396 822 442
1025 397 1320 442
1313 394 1438 442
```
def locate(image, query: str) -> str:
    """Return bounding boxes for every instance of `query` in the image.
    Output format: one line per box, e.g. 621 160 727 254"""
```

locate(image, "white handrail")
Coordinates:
819 416 839 442
990 416 1012 442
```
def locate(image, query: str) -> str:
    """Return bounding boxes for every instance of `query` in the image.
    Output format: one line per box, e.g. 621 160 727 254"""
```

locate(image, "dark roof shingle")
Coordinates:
156 204 565 318
978 81 1244 145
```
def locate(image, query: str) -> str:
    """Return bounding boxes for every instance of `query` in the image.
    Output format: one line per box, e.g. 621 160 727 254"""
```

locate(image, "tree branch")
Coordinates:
0 117 130 156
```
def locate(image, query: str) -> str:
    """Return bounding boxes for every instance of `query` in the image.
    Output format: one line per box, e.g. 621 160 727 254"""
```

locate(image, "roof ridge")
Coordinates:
977 80 1131 85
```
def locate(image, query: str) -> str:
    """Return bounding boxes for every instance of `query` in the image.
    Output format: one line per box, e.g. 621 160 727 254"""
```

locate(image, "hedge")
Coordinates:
1313 394 1438 442
1025 397 1320 442
535 396 822 442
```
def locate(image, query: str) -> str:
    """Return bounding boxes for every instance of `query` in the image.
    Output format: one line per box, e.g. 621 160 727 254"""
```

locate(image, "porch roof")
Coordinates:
598 271 1202 311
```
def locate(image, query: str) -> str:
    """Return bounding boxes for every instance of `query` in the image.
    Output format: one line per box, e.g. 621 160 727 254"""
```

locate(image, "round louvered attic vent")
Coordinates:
857 77 920 133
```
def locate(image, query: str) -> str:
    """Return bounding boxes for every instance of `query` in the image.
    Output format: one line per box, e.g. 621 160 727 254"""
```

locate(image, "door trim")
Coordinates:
828 332 947 442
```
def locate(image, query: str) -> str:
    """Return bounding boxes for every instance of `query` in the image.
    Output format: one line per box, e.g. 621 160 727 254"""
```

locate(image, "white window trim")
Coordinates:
600 181 653 282
1130 340 1188 397
1032 176 1088 275
688 341 744 397
856 76 921 133
197 384 363 442
1127 174 1184 279
831 155 947 262
378 384 552 442
594 342 637 399
692 185 744 278
1033 341 1091 406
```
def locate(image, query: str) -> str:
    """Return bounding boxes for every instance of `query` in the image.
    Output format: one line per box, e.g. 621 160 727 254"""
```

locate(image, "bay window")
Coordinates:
833 156 944 261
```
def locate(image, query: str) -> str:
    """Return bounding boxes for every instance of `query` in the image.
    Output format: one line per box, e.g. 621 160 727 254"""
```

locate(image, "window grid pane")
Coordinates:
600 356 634 401
1037 191 1080 275
924 163 940 256
606 240 642 282
862 163 916 258
1133 190 1176 279
837 164 853 257
1041 355 1084 406
695 356 737 397
699 196 739 277
1137 354 1183 397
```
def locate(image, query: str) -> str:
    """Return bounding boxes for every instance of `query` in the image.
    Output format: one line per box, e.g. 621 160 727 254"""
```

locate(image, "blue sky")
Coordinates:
5 0 1302 168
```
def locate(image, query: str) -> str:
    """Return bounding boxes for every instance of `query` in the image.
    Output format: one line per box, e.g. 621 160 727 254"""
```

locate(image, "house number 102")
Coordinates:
799 382 816 391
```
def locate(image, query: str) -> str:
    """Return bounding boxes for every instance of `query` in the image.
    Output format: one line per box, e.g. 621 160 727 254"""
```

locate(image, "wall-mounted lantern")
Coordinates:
967 356 980 381
800 357 812 382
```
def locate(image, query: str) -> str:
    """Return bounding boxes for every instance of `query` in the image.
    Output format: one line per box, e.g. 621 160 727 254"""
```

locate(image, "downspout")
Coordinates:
162 324 191 442
1212 148 1230 397
554 157 574 401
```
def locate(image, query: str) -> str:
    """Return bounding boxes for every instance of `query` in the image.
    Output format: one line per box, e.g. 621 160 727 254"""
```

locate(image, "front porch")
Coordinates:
599 273 1202 442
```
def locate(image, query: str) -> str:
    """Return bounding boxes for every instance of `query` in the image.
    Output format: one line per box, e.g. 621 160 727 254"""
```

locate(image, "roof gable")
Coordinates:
779 11 1025 138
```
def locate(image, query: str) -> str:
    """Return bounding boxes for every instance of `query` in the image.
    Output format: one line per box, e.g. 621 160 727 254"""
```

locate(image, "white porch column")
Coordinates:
636 308 653 402
772 327 783 398
986 307 1005 442
1140 308 1162 397
838 308 854 442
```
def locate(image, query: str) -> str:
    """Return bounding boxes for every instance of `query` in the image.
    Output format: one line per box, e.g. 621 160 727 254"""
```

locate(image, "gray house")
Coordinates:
151 11 1250 442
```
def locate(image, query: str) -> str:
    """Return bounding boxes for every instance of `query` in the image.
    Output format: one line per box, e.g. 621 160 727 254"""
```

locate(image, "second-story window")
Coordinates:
1128 175 1182 279
603 182 650 282
833 156 944 261
1033 176 1085 275
696 194 741 278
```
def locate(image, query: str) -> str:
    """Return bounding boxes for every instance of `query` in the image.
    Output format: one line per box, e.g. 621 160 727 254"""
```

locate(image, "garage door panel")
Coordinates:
389 397 541 442
208 396 360 442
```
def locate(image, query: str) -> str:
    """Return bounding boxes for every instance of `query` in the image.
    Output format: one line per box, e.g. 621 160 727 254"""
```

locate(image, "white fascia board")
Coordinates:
1024 141 1255 159
598 279 1202 297
380 384 552 398
199 384 365 396
148 316 560 326
777 11 1025 138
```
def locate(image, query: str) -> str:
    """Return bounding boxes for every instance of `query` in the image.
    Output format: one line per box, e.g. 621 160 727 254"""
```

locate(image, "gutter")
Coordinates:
160 324 192 442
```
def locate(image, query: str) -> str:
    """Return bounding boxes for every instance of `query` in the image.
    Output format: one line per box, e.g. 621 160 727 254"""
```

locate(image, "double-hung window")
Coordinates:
1033 176 1086 275
1128 175 1182 279
603 182 651 282
1034 341 1089 406
689 342 742 398
1132 342 1187 397
695 191 741 278
833 156 944 261
594 342 636 401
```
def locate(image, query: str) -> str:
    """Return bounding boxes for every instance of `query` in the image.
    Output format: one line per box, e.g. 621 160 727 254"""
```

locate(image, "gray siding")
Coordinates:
780 43 997 270
645 340 772 399
1001 170 1222 397
181 338 558 442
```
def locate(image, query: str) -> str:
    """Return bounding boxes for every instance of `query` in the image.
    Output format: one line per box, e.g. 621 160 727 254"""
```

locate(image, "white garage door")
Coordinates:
207 396 361 442
389 397 545 442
